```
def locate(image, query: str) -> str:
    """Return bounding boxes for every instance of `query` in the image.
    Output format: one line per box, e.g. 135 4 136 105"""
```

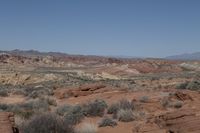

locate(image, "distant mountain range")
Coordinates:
166 52 200 60
0 49 71 57
1 49 200 61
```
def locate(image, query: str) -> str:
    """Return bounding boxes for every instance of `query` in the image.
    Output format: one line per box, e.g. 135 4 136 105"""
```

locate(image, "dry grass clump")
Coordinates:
64 105 85 125
171 101 183 108
82 99 107 117
176 81 200 91
56 104 72 116
117 109 135 122
160 97 183 109
76 123 98 133
0 89 9 97
98 117 117 127
107 98 134 119
20 113 74 133
107 103 119 114
139 96 149 103
119 99 134 110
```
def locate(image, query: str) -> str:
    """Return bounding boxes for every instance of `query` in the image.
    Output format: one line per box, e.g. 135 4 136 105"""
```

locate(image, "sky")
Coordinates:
0 0 200 58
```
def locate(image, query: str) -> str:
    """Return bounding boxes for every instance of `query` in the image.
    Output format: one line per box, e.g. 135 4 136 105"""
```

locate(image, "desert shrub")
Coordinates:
28 91 40 99
64 105 84 125
21 99 49 112
117 109 135 122
186 81 200 90
139 96 149 103
42 97 57 106
160 97 170 108
3 102 41 119
150 77 159 81
0 89 8 97
107 103 119 114
0 103 18 112
176 81 200 91
119 99 134 110
0 103 9 111
176 82 188 90
172 101 183 108
0 98 51 119
20 113 74 133
160 97 183 109
98 117 117 127
107 99 135 119
25 86 54 98
56 105 72 116
76 123 98 133
16 110 34 119
83 99 107 117
12 89 26 96
15 115 26 127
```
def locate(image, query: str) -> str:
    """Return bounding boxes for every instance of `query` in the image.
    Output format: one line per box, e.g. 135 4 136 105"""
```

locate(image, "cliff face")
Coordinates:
0 112 17 133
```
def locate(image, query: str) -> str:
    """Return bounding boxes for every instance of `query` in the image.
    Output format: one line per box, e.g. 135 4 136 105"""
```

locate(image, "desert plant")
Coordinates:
119 99 134 110
12 89 26 96
56 105 72 116
160 97 183 109
25 86 54 98
42 97 57 106
22 99 49 112
20 113 74 133
98 117 117 127
107 103 119 114
176 81 200 91
64 105 84 125
117 109 135 122
76 123 98 133
83 99 107 117
176 82 188 90
160 97 170 108
172 101 183 108
107 99 135 119
139 96 149 103
186 81 200 91
0 103 9 111
0 89 8 97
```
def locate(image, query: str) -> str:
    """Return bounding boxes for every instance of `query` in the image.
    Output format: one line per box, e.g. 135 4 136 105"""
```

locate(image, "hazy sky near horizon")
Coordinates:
0 0 200 57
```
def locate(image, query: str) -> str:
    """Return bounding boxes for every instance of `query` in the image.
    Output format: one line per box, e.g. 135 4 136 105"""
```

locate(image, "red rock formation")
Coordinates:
0 112 18 133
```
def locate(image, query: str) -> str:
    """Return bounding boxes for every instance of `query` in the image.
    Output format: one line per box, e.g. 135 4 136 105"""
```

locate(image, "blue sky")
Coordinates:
0 0 200 57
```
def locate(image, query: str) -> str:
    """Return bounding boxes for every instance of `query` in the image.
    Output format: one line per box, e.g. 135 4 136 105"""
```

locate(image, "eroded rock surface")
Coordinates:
0 112 17 133
155 109 200 133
